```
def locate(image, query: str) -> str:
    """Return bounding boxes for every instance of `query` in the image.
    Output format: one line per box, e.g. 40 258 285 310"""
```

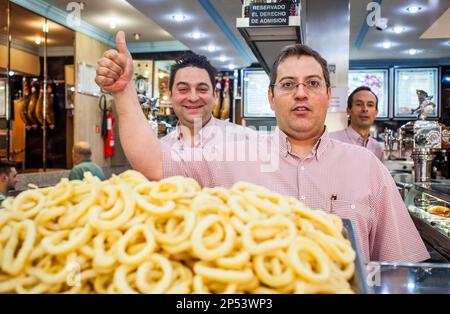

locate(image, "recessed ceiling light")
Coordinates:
406 6 421 14
408 49 417 55
133 33 141 40
192 32 201 39
228 64 235 70
172 14 186 22
207 44 216 52
393 26 405 34
109 19 116 29
219 56 226 62
383 42 392 49
8 71 14 76
35 37 42 45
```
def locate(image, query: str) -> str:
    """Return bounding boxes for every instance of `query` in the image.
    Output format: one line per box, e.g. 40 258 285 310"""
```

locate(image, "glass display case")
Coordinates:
372 262 450 294
405 181 450 261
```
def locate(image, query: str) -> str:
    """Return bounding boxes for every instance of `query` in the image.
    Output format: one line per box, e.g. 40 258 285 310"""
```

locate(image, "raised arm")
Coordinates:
95 31 163 180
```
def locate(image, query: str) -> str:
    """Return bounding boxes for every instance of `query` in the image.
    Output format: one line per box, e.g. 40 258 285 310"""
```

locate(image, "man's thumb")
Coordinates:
116 31 129 54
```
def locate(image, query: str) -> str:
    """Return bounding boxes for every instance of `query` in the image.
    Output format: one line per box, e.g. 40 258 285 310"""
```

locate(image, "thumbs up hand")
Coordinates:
95 31 133 93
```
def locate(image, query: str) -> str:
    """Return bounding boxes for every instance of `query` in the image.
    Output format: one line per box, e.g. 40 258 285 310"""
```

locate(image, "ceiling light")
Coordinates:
383 42 392 49
393 26 405 34
406 6 421 14
228 64 235 70
109 19 116 29
134 33 141 40
35 37 42 45
8 71 14 76
207 45 216 52
192 32 201 39
408 49 417 55
219 56 226 62
159 72 165 79
42 22 49 33
172 14 185 22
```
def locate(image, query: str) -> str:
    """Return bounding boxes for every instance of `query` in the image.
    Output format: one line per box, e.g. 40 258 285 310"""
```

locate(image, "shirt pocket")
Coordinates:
329 199 369 224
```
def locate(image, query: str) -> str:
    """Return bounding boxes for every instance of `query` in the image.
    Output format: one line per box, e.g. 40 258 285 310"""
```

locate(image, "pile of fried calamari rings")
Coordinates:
0 170 356 294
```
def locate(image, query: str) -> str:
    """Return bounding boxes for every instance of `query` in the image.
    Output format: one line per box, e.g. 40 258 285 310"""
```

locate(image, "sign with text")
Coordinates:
249 2 289 26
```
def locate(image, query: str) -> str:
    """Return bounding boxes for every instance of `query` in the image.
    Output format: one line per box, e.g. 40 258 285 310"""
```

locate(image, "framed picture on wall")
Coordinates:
242 69 274 118
348 69 389 118
77 63 100 97
394 67 439 118
0 79 6 118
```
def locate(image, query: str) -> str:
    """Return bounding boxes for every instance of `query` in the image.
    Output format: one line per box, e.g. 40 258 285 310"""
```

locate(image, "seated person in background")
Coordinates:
69 141 106 181
0 161 18 203
330 86 384 161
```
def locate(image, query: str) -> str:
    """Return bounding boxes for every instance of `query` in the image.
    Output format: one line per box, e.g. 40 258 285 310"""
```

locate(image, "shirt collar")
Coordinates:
346 126 369 147
175 116 217 148
76 159 91 165
277 126 330 161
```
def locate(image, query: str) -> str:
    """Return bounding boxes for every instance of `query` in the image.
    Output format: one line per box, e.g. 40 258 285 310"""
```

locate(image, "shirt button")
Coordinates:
351 204 356 209
300 195 306 200
300 166 305 171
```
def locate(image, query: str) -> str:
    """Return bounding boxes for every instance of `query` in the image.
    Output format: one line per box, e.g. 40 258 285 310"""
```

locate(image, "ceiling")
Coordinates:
125 0 255 69
44 0 174 43
350 0 450 61
2 0 450 68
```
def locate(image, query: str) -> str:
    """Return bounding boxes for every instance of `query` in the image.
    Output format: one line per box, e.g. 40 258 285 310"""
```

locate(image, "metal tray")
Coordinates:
342 219 373 294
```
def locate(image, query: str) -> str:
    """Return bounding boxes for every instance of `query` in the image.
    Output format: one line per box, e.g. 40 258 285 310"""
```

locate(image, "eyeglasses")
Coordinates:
271 78 325 94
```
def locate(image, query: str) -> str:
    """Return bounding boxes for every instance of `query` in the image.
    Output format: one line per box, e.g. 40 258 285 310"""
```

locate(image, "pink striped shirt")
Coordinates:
330 127 385 161
160 118 429 263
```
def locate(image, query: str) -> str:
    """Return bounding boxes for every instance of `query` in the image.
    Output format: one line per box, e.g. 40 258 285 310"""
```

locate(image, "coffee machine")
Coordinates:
383 90 450 183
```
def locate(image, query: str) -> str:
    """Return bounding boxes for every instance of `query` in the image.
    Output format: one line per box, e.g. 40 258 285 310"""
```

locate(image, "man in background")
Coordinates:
69 141 106 181
330 86 384 161
0 161 18 203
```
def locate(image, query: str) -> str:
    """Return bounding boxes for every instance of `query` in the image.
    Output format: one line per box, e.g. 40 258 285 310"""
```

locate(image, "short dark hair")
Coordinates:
169 52 217 91
0 161 16 176
270 44 330 92
347 86 378 110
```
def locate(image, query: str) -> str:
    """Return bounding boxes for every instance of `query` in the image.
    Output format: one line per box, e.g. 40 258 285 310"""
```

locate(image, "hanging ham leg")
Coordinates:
27 82 39 129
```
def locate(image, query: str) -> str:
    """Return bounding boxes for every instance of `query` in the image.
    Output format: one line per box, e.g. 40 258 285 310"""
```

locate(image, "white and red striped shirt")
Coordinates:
330 126 385 161
160 118 429 263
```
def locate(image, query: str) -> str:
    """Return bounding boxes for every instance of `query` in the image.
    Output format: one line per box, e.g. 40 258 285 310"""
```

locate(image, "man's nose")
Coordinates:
293 83 308 99
188 89 200 101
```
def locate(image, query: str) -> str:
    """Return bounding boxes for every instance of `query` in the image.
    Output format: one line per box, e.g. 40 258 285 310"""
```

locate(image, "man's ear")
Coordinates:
268 87 275 111
326 86 332 109
0 173 6 183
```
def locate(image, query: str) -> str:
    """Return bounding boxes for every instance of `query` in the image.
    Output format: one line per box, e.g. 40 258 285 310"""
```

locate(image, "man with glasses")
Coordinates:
330 86 384 161
96 32 429 263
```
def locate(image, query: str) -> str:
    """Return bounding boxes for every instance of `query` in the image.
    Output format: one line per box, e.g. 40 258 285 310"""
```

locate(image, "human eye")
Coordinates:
280 80 295 89
306 79 321 89
177 86 189 93
197 86 210 93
